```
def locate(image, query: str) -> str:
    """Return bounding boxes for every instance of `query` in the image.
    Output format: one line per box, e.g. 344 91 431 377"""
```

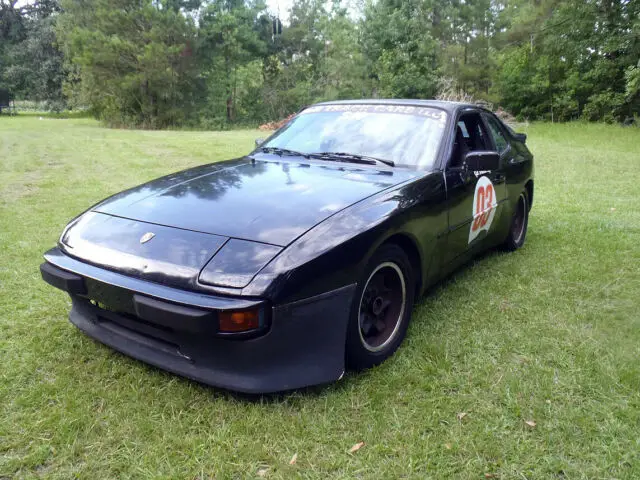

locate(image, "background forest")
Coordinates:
1 0 639 128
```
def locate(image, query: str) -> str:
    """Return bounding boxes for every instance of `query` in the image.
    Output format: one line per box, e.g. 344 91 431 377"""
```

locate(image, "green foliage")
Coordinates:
197 0 269 123
57 0 200 128
362 0 439 98
256 0 369 119
0 1 65 108
582 90 626 123
625 63 640 102
3 0 639 126
494 0 640 122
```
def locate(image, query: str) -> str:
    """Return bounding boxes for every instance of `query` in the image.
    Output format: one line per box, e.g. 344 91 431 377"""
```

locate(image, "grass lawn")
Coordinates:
1 115 639 479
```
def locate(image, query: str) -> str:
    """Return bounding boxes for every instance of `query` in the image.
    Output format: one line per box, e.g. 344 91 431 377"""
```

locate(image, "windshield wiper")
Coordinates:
256 148 395 167
257 146 309 158
310 151 395 167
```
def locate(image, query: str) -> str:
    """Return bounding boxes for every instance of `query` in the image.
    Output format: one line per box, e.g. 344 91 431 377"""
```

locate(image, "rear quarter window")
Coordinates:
484 115 509 154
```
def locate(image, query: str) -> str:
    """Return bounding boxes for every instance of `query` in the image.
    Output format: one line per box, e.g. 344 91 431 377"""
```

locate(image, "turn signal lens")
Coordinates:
219 309 261 333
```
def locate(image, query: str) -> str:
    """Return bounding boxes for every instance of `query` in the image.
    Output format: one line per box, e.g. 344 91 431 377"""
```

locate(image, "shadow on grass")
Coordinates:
226 245 522 404
56 243 525 406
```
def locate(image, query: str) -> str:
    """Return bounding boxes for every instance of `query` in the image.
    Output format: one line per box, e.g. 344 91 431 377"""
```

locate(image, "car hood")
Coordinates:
94 156 419 246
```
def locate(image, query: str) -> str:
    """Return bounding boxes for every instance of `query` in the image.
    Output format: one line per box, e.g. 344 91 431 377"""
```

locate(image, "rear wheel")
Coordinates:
502 191 529 251
346 244 415 370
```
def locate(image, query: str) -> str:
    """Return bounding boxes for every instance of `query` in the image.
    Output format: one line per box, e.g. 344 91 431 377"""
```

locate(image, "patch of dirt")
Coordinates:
259 114 296 131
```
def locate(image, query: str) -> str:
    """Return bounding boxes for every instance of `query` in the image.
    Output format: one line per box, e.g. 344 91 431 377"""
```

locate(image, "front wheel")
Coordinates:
502 191 529 251
346 244 415 370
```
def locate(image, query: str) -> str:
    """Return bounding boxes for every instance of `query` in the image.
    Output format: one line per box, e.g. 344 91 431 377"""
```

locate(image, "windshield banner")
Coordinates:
301 104 447 122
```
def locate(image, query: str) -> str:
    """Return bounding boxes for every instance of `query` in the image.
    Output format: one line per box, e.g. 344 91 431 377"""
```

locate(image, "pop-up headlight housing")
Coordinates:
198 239 281 289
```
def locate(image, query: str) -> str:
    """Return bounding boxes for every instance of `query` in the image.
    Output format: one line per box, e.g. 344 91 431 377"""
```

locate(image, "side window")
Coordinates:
457 121 469 139
451 113 490 167
484 115 509 154
473 122 490 149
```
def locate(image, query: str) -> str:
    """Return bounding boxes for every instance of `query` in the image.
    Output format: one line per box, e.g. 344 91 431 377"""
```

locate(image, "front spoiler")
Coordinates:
41 248 355 394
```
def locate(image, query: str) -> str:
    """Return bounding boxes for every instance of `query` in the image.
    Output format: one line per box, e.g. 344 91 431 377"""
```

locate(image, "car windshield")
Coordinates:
260 104 447 169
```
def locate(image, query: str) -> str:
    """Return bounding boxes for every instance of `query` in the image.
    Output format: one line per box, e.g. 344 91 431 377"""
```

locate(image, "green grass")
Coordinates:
1 116 639 479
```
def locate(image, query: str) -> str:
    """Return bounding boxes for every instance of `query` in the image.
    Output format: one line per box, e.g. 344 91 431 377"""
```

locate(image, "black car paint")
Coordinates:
41 100 534 393
58 156 422 298
41 251 354 392
93 156 418 246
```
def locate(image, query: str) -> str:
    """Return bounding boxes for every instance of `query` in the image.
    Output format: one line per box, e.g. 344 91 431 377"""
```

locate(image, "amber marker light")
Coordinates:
219 309 261 333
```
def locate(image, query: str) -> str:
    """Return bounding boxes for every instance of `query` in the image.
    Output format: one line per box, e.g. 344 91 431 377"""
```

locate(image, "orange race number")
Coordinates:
468 176 497 243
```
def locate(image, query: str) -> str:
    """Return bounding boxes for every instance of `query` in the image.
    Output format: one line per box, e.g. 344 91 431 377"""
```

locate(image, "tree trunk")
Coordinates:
225 54 233 122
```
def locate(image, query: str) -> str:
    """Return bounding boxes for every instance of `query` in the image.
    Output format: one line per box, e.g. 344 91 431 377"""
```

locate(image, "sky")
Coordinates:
15 0 295 22
15 0 352 25
265 0 294 22
265 0 361 24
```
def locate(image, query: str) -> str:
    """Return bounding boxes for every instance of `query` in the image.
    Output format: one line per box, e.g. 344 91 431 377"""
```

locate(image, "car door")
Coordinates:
443 110 506 267
480 113 512 242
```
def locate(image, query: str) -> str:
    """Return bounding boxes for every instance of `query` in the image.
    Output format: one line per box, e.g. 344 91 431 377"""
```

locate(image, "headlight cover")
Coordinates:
59 211 97 248
198 239 282 288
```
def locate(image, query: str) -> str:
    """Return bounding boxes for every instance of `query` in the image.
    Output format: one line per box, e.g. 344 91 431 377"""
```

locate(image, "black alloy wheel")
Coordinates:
503 191 529 251
358 261 406 352
346 244 415 370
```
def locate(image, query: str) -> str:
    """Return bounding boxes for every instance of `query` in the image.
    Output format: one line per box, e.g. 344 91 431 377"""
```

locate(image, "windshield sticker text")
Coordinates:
301 104 447 122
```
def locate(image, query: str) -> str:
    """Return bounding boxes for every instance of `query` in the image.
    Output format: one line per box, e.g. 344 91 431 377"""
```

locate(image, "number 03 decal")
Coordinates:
469 176 498 243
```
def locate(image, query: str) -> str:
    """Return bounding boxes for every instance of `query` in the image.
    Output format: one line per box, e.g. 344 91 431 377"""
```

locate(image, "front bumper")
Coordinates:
41 247 355 394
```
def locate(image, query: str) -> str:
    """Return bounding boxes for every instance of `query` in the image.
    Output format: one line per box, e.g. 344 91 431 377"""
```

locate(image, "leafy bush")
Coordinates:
582 91 626 124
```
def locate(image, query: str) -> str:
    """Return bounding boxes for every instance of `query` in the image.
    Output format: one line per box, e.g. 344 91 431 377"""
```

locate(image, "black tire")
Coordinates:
346 244 415 370
502 190 529 251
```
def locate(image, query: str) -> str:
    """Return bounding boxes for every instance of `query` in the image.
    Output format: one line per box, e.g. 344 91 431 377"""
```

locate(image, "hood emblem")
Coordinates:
139 232 155 244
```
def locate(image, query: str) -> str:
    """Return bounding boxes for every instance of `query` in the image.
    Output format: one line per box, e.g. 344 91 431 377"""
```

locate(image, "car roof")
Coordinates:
312 99 486 114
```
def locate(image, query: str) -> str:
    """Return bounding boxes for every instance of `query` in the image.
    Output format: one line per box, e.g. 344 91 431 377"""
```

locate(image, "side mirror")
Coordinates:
255 138 265 147
464 151 500 171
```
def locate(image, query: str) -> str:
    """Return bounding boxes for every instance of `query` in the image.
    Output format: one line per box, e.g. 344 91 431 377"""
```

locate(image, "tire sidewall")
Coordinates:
504 191 529 251
345 244 415 370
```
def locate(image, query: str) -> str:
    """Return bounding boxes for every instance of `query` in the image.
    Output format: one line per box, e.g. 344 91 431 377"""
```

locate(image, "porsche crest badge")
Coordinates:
139 232 155 244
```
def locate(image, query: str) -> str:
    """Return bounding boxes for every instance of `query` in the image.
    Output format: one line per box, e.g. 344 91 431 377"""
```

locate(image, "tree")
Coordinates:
362 0 440 98
316 1 369 100
58 0 200 127
1 0 632 126
198 0 269 123
0 0 65 108
493 0 640 121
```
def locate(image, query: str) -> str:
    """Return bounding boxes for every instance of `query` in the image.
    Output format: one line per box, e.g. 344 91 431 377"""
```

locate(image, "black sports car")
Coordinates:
40 100 534 393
